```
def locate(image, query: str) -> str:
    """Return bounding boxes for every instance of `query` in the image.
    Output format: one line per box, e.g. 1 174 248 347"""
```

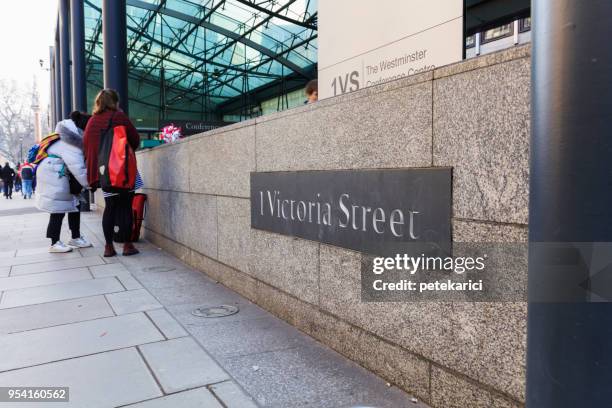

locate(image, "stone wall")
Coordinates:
131 45 531 408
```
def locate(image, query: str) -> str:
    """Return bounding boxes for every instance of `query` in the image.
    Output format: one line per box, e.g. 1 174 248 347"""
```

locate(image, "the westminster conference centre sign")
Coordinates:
318 0 463 99
250 169 452 256
159 120 233 136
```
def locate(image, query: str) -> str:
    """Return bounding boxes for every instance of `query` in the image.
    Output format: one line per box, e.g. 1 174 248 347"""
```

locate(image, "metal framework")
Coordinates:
82 0 317 121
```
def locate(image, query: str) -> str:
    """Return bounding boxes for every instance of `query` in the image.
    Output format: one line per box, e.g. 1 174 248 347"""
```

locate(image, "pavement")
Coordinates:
0 194 425 408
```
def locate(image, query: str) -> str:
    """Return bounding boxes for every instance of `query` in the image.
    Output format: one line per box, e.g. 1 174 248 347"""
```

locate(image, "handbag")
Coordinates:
68 172 83 195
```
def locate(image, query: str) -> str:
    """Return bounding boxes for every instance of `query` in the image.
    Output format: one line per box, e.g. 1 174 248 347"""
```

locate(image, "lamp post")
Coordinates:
31 100 41 144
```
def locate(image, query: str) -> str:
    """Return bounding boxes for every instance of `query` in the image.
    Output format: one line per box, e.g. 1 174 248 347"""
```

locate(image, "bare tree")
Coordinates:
0 80 37 165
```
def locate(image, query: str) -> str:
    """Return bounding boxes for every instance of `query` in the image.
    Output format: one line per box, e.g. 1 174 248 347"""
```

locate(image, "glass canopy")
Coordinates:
83 0 318 126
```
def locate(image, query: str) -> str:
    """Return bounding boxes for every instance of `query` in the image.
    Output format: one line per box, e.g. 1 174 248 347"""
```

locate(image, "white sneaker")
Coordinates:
49 241 73 253
67 236 93 248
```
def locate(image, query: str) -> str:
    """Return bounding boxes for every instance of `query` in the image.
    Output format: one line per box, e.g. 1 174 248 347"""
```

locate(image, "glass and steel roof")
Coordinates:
83 0 317 120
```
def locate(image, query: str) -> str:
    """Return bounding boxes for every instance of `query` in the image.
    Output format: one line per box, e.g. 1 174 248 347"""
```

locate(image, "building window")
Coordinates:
465 34 476 49
519 17 531 32
481 23 514 44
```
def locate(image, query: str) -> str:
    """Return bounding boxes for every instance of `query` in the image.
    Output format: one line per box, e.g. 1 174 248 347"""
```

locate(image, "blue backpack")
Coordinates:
27 144 39 164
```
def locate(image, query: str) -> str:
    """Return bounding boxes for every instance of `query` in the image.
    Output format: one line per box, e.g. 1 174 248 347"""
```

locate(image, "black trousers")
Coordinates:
3 182 12 198
47 210 80 244
103 193 134 245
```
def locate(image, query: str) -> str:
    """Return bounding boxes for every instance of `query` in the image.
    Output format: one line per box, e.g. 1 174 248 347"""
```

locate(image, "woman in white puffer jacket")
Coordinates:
36 113 93 252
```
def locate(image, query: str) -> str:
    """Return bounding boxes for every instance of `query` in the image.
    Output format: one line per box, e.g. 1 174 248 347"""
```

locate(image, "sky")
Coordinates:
0 0 58 108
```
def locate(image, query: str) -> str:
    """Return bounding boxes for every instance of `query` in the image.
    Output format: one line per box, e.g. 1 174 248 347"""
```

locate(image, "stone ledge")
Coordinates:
434 44 531 79
255 70 433 125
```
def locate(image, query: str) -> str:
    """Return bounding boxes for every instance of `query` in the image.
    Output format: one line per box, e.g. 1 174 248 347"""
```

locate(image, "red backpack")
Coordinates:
98 113 137 192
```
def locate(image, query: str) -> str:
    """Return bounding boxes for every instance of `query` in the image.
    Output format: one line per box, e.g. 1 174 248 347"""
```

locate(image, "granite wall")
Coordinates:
129 45 531 408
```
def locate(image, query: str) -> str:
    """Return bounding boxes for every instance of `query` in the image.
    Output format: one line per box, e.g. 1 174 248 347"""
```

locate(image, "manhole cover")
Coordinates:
144 266 176 272
192 305 239 318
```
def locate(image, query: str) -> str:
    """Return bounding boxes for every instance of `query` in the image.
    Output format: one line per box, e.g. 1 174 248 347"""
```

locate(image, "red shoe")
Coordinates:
104 244 117 257
123 243 139 256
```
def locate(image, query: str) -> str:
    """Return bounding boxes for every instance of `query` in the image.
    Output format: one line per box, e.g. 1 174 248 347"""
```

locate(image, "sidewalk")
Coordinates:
0 197 424 408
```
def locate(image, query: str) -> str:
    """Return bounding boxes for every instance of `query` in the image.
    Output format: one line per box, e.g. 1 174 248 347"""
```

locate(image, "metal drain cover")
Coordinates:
192 305 239 318
144 266 176 273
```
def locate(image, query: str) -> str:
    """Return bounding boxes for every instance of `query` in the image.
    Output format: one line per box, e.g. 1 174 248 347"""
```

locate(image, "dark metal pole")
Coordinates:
59 0 72 118
54 32 63 123
49 46 56 126
527 1 612 407
70 0 91 212
70 0 87 113
102 0 129 114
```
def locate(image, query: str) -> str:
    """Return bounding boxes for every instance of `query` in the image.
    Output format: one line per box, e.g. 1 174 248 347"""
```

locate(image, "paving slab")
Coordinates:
0 312 164 372
0 276 124 309
117 273 144 290
0 268 91 291
139 336 231 393
147 281 240 306
0 266 9 277
106 289 162 315
0 239 51 251
189 316 314 358
89 262 143 291
145 308 189 339
0 251 83 267
0 348 162 408
222 344 418 408
0 296 115 334
132 268 213 290
167 300 273 328
14 246 51 257
10 256 106 276
89 262 130 277
120 252 192 271
210 381 259 408
0 232 49 242
0 251 84 268
0 249 16 257
124 387 223 408
77 246 103 258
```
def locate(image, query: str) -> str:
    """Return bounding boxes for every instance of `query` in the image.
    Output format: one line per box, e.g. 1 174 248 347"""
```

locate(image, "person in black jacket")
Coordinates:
1 163 15 199
14 163 21 193
20 162 34 199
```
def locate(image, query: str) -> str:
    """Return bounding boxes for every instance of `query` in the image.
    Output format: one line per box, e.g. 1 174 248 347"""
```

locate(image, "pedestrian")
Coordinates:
304 79 318 104
84 89 140 257
1 163 15 199
36 111 93 253
14 164 22 193
20 162 34 199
